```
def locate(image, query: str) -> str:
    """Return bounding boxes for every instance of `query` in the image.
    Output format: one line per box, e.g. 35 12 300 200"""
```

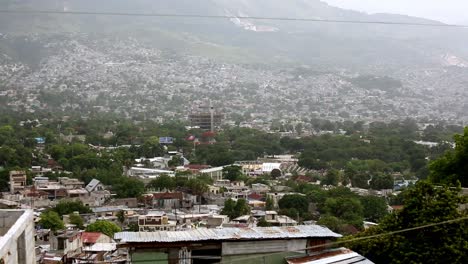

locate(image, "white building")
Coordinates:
0 210 36 264
199 167 224 181
262 163 281 174
125 167 175 178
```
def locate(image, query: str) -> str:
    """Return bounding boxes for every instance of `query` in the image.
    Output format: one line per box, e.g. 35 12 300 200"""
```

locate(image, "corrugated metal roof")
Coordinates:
114 225 341 243
286 247 374 264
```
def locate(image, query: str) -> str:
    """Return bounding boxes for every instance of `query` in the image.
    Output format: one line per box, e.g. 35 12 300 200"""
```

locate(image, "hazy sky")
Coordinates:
322 0 467 24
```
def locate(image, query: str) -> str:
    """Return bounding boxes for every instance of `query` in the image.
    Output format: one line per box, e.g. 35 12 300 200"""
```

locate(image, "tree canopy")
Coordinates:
39 211 65 231
85 220 122 238
278 194 309 219
429 127 468 187
113 177 145 198
147 174 176 191
52 200 92 216
221 198 251 219
222 165 243 181
347 181 468 263
69 213 84 229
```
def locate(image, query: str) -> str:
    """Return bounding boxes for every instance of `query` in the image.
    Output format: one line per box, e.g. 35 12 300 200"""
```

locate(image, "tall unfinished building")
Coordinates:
9 171 27 194
188 102 223 132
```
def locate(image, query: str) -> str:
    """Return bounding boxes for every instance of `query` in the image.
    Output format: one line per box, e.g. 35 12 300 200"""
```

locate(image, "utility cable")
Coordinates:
0 9 467 28
81 216 468 263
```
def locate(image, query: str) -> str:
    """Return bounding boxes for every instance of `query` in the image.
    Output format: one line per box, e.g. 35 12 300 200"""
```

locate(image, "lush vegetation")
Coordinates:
85 220 122 237
221 198 251 220
344 128 468 263
39 211 65 231
69 213 85 229
51 200 92 216
0 115 462 192
346 181 468 263
429 127 468 187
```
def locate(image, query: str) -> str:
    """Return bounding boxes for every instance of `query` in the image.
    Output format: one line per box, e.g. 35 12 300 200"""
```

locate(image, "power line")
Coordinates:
84 216 468 263
0 9 467 28
224 215 468 263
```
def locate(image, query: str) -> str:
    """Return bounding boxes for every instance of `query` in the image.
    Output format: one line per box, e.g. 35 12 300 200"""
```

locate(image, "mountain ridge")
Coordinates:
0 0 467 69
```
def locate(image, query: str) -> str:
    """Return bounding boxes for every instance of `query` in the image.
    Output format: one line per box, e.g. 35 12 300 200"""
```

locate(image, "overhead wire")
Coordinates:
0 9 467 28
3 5 466 263
79 215 468 263
222 215 468 263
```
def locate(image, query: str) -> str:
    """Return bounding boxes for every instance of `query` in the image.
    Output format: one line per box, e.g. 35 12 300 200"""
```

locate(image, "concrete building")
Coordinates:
267 192 305 208
188 103 223 131
199 167 224 181
138 211 177 232
0 210 36 264
49 230 82 260
264 211 298 226
58 177 85 189
125 167 175 179
251 183 270 194
85 179 106 192
9 170 27 194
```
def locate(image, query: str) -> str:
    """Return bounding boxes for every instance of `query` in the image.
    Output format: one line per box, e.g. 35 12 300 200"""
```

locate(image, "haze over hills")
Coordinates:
1 0 468 69
0 0 467 124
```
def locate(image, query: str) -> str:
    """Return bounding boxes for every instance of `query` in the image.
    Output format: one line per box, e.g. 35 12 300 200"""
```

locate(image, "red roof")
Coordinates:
185 164 211 170
81 232 102 244
391 205 404 211
26 190 49 197
153 192 183 200
202 131 216 138
296 175 311 183
248 193 263 201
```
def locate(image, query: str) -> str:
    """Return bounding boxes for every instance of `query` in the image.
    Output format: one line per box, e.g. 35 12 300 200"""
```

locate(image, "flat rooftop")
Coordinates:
115 225 341 243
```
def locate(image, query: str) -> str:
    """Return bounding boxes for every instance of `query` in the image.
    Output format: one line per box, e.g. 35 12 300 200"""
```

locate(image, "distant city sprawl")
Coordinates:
0 34 467 125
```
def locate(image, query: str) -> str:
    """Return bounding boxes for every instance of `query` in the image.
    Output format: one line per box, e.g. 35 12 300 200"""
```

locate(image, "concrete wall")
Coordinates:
0 210 36 264
222 239 307 256
221 252 298 264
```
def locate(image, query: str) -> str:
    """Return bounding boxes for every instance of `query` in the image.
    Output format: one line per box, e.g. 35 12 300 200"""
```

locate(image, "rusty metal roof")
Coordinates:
286 247 374 264
114 225 341 243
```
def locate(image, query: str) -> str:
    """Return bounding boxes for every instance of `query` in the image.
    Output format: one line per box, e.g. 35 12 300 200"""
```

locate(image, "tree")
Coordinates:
347 181 468 263
127 222 139 231
138 137 164 158
221 198 237 219
52 200 92 216
278 194 309 217
270 168 282 179
168 156 183 168
317 215 345 234
223 165 243 181
147 175 176 191
257 217 272 227
113 177 145 198
186 178 209 196
221 198 251 219
265 196 274 210
49 145 66 160
39 211 65 231
234 199 251 218
350 172 370 189
69 213 84 229
323 197 364 229
86 220 122 238
429 127 468 187
359 196 388 222
369 173 394 190
116 210 125 224
322 169 340 186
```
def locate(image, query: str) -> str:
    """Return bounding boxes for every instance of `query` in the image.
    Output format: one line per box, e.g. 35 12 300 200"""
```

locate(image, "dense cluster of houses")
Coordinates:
0 151 385 263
